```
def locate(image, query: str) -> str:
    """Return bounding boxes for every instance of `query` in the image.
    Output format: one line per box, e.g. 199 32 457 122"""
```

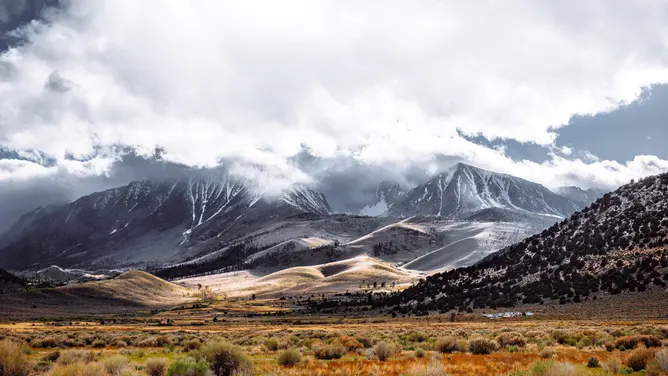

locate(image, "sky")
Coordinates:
2 0 668 232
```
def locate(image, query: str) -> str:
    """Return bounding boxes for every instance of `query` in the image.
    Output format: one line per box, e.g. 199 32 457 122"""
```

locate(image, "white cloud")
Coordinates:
1 0 668 188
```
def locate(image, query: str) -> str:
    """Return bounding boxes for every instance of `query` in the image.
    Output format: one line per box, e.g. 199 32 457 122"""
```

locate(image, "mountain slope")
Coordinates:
554 186 606 207
389 163 581 218
0 176 331 270
358 181 406 216
390 173 668 313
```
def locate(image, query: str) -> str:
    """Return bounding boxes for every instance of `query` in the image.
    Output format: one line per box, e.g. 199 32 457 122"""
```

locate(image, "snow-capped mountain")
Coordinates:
0 176 331 270
554 186 606 206
389 163 581 218
391 173 668 313
358 181 405 216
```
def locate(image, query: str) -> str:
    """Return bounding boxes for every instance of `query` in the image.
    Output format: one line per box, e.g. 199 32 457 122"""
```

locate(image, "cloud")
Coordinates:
1 0 668 216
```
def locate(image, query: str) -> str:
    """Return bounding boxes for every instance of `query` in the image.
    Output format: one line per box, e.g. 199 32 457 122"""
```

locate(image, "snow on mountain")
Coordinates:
554 186 606 206
0 175 332 271
389 163 581 218
358 181 405 216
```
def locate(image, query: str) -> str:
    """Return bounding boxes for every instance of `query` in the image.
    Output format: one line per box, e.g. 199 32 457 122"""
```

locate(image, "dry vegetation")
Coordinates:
2 312 668 376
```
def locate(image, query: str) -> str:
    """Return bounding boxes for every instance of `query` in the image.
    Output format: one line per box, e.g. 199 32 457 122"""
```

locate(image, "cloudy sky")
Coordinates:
2 0 668 231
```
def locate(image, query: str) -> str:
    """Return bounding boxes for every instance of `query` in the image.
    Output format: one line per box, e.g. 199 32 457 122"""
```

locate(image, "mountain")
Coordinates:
0 268 27 294
0 175 331 270
554 186 606 206
389 163 581 218
358 181 405 216
390 173 668 313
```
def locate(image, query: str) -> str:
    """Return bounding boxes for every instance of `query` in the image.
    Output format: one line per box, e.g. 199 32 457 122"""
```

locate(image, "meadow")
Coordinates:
1 312 668 376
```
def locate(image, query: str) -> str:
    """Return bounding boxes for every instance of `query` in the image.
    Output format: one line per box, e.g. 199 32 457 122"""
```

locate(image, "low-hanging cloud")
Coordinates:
2 0 668 223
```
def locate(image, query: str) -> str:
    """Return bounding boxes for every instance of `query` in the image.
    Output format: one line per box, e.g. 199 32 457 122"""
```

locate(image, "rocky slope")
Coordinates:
390 173 668 313
0 175 331 270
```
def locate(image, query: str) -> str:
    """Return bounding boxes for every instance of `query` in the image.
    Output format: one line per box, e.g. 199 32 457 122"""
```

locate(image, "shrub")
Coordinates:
586 356 600 368
401 361 448 376
265 338 280 351
57 350 96 365
49 361 106 376
42 350 61 362
603 358 621 375
0 339 32 376
496 332 526 348
469 338 497 355
145 358 168 376
539 348 556 359
312 344 346 360
604 342 615 352
415 348 426 358
91 339 106 349
615 335 662 350
183 340 201 351
336 336 364 351
657 349 668 373
435 337 461 354
276 349 302 367
373 342 394 361
625 348 655 371
156 336 172 348
104 355 128 376
116 341 128 348
407 332 429 343
529 361 575 376
200 341 251 376
167 357 210 376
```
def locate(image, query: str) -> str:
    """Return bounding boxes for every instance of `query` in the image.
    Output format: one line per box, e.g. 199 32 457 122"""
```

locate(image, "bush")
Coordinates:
407 332 429 343
49 361 106 376
373 342 394 361
156 336 172 347
529 361 575 376
57 350 96 365
586 356 600 368
312 344 346 360
401 361 448 376
435 337 461 354
414 348 426 358
265 338 280 351
276 349 302 367
539 348 556 359
625 348 655 371
335 336 364 351
103 355 128 376
0 339 32 376
604 342 615 352
469 338 497 355
603 358 621 375
183 340 201 352
167 357 210 376
146 358 168 376
496 332 526 348
657 349 668 373
615 335 662 350
91 339 106 349
200 341 251 376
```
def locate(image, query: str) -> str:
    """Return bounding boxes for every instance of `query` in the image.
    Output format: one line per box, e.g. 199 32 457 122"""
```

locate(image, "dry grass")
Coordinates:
0 339 32 376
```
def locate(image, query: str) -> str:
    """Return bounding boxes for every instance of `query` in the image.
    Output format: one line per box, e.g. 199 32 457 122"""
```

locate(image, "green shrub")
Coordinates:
0 339 32 376
586 356 600 368
407 332 429 343
496 332 526 348
276 349 302 367
469 338 497 355
265 338 280 351
91 339 106 348
200 341 251 376
145 358 168 376
167 357 210 376
625 348 655 371
414 348 426 358
435 336 461 353
312 344 346 360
